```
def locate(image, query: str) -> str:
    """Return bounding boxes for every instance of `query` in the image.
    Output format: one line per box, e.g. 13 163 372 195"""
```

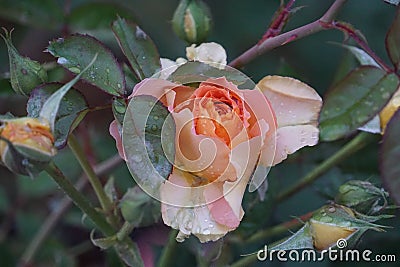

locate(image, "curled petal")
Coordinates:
161 168 231 243
186 42 227 69
173 108 236 182
257 76 322 165
109 120 125 160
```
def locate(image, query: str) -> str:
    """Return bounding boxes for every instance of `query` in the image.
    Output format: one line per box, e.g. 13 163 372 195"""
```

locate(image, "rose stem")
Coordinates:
157 229 179 267
276 132 378 203
243 211 313 245
19 155 123 266
44 162 115 236
321 21 393 73
230 253 259 267
41 162 143 266
229 0 348 68
257 0 296 45
68 134 118 227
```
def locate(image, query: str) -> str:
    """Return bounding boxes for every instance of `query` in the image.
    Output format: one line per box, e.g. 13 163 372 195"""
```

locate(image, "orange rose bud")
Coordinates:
309 205 357 251
0 117 56 176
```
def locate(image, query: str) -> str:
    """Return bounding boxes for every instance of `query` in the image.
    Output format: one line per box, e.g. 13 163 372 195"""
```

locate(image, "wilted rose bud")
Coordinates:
0 117 56 176
335 180 388 215
172 0 212 44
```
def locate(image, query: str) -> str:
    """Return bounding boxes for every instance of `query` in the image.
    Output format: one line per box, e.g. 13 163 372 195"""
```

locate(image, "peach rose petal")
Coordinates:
161 168 231 243
257 76 322 166
173 108 237 182
129 78 188 109
257 76 322 128
109 120 125 160
204 184 240 228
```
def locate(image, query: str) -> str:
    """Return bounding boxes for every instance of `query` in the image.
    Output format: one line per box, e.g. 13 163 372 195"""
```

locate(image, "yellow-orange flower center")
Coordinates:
191 84 247 146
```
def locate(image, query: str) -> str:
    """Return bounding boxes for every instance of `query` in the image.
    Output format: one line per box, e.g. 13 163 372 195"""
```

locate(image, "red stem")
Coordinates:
258 0 296 44
322 21 393 73
229 0 348 68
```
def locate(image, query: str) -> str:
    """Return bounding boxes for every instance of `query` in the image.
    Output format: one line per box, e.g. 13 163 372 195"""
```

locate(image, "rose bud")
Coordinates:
0 117 57 176
379 88 400 132
335 180 388 215
172 0 212 44
309 204 387 251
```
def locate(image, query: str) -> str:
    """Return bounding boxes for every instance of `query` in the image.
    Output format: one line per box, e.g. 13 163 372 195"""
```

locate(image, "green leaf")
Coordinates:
68 3 136 31
384 0 400 6
0 0 63 30
386 7 400 70
1 29 47 96
169 61 253 89
112 97 127 126
90 230 117 249
39 55 96 133
336 43 380 67
47 34 125 96
27 83 88 149
112 18 161 80
319 66 399 141
122 95 175 199
381 109 400 205
120 187 160 227
104 176 118 204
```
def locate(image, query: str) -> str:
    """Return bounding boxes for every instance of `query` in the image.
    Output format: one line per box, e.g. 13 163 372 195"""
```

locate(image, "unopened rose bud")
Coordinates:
172 0 212 44
335 180 388 214
0 117 56 176
310 205 357 250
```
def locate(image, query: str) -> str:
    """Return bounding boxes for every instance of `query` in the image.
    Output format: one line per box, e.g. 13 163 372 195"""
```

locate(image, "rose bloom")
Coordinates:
111 77 321 242
110 43 322 243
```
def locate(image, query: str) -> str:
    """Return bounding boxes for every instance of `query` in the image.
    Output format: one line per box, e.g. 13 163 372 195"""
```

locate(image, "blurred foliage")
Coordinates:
0 0 399 267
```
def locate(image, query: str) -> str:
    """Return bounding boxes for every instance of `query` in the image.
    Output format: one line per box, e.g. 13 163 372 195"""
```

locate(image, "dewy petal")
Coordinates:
257 76 322 128
109 120 125 160
161 168 231 243
186 42 227 69
257 76 322 166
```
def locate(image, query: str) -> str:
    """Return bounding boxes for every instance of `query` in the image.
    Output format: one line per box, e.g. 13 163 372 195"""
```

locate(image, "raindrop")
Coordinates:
106 68 110 73
328 206 336 213
203 229 211 235
68 67 81 74
67 107 74 112
151 125 158 131
117 83 122 89
319 216 333 223
153 115 159 120
382 92 390 99
57 57 69 65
